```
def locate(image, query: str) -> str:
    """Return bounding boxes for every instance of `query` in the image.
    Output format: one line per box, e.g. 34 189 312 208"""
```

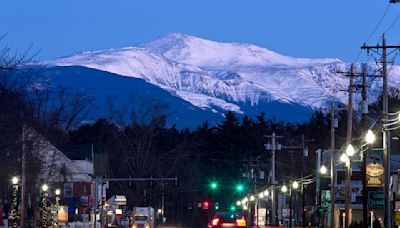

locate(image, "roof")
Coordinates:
57 144 92 160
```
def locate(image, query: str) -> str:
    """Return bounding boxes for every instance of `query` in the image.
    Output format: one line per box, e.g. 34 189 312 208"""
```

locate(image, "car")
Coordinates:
209 212 247 228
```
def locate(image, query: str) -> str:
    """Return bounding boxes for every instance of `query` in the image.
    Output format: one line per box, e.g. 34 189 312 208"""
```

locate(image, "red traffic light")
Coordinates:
202 201 209 209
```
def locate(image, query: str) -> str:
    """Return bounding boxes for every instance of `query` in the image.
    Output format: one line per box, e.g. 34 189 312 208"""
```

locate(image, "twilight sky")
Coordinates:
1 0 400 62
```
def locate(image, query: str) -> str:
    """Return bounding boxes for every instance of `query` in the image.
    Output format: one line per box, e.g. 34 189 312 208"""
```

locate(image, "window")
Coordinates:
64 183 73 197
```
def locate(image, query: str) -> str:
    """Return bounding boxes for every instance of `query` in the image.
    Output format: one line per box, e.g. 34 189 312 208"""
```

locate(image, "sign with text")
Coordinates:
368 191 384 209
366 163 384 187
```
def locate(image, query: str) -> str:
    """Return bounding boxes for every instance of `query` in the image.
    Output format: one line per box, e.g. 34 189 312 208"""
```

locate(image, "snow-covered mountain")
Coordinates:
49 33 400 124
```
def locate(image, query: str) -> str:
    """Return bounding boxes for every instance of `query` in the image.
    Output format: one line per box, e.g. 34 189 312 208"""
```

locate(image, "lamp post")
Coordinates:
11 177 19 228
342 144 355 228
316 164 328 227
281 182 299 228
42 184 49 228
362 130 375 228
54 189 61 228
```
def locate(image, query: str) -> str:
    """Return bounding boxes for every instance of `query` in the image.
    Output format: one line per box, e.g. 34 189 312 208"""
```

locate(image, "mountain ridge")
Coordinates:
48 33 400 122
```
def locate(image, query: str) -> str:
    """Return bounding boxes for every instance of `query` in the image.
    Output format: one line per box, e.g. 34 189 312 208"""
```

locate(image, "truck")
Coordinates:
131 207 155 228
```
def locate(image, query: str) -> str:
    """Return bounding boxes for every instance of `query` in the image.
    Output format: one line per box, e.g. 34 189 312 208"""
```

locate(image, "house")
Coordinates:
31 131 95 221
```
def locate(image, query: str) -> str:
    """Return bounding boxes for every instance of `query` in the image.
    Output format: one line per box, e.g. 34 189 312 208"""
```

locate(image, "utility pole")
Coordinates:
337 64 356 228
339 64 378 228
264 133 282 226
361 64 368 228
20 124 27 228
361 34 400 228
315 149 322 227
345 64 354 228
330 101 337 228
301 134 306 228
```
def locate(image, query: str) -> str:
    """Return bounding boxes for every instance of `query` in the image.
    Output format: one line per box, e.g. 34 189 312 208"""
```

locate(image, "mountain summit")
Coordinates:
140 33 341 68
49 33 400 126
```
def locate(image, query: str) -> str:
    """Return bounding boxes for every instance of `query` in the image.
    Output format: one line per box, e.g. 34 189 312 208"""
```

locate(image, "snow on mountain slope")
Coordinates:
140 33 341 68
50 33 400 116
52 46 262 113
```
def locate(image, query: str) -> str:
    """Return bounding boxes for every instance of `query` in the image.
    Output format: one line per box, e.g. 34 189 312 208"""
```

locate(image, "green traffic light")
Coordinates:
236 184 244 192
230 205 236 211
209 181 219 190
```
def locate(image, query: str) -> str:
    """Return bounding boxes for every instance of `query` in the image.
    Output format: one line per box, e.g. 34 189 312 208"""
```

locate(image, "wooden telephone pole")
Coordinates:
337 64 355 228
361 34 400 228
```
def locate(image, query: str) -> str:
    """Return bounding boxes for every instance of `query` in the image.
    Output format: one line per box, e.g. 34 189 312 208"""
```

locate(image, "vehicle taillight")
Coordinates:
236 218 246 226
212 218 220 226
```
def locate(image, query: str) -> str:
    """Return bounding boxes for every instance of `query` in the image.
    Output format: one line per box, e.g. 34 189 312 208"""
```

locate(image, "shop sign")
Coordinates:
396 211 400 226
366 163 384 187
368 191 384 209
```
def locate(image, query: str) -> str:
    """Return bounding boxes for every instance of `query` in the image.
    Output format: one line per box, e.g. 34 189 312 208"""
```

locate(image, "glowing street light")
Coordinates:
292 181 299 189
346 144 355 157
236 201 241 206
264 189 269 197
12 177 19 185
42 184 49 192
250 195 255 201
281 185 288 193
258 192 264 199
365 130 376 144
320 165 327 175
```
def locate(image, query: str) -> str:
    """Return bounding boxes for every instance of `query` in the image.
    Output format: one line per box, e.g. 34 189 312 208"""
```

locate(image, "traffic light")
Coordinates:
230 205 236 211
235 184 244 192
214 202 219 210
202 201 209 210
210 181 218 190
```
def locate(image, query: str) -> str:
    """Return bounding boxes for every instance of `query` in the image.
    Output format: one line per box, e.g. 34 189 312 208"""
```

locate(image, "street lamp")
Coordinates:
250 195 255 202
282 182 298 228
54 189 61 228
11 177 19 228
340 153 349 163
320 165 327 175
42 184 49 228
346 144 355 157
264 189 269 197
292 181 299 189
258 192 264 199
365 130 376 144
342 144 355 228
362 129 376 228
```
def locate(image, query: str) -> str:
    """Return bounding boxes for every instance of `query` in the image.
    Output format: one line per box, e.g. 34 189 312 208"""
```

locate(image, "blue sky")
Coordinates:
1 0 400 62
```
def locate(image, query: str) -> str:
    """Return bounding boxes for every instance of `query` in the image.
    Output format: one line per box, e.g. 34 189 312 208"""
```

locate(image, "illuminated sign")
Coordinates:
366 163 384 187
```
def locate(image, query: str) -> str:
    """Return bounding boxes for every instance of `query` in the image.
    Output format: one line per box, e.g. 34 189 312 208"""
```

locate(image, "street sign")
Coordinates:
396 211 400 226
366 163 384 187
368 191 384 209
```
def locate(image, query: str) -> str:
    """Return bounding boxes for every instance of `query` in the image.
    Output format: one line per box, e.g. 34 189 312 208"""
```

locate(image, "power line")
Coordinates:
364 4 391 44
384 11 400 34
355 3 391 63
